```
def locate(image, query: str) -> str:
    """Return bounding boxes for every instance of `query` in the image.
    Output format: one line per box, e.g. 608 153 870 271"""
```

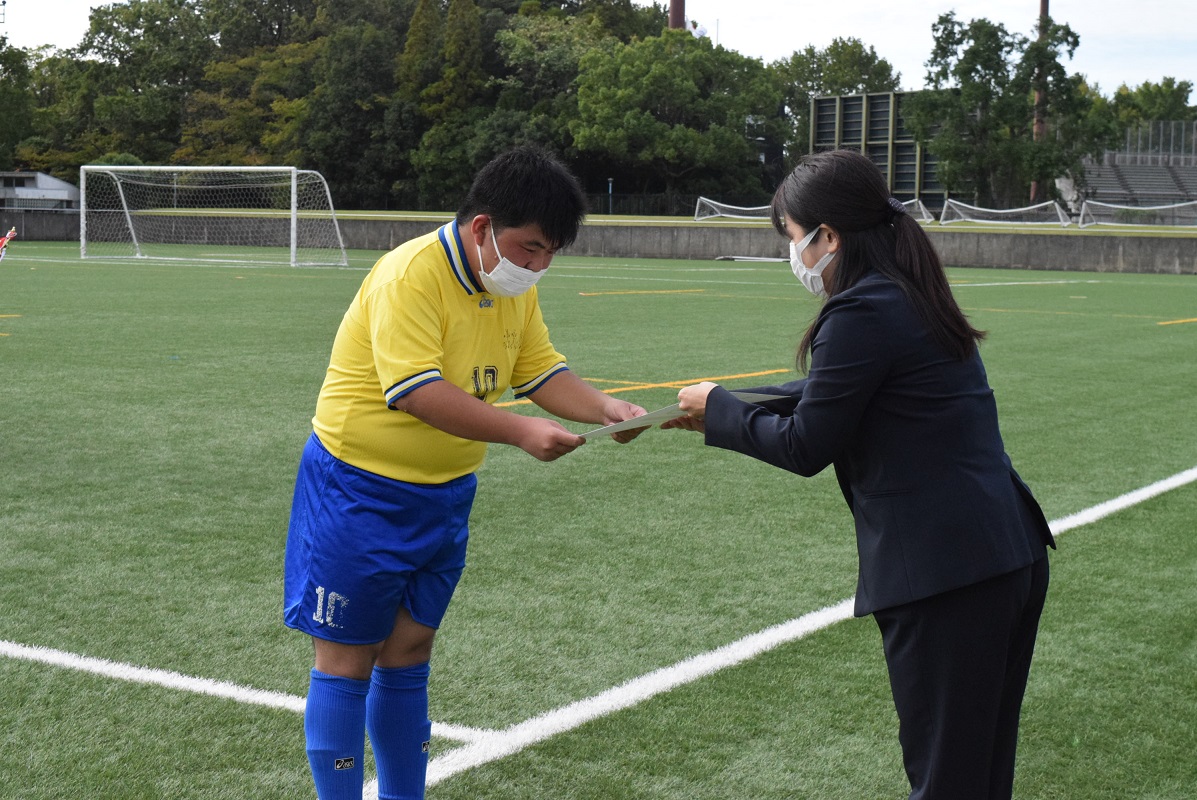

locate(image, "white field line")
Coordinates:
0 641 491 744
2 466 1194 791
378 463 1197 794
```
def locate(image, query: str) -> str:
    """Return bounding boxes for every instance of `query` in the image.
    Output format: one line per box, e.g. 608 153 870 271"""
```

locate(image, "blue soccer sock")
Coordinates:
366 662 433 800
305 668 370 800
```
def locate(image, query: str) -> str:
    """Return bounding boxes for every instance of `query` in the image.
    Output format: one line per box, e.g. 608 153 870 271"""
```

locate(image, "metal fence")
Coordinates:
1107 120 1197 167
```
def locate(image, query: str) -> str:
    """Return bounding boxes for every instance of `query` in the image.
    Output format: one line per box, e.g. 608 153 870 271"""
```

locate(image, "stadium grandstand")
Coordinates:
1079 120 1197 205
809 95 1197 214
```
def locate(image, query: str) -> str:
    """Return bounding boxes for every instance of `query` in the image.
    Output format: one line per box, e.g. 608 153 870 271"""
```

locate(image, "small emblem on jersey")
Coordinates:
479 297 494 309
335 757 355 771
422 740 431 753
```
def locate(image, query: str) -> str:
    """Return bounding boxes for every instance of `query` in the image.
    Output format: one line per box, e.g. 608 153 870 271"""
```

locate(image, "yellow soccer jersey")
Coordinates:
313 222 568 484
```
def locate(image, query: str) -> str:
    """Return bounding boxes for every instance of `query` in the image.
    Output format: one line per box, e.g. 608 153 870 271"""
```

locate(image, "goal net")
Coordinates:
80 166 348 266
697 196 935 223
901 198 935 223
1078 199 1197 228
694 197 771 221
939 198 1071 227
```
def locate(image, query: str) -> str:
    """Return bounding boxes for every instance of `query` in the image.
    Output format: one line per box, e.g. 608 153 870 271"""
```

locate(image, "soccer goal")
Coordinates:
939 198 1071 227
80 166 349 266
1078 199 1197 228
694 197 771 221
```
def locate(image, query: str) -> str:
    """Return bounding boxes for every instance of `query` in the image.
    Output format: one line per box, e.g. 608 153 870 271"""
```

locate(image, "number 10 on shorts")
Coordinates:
312 586 347 628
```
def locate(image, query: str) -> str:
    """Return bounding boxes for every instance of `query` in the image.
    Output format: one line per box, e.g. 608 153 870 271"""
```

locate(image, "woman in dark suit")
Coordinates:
664 149 1055 799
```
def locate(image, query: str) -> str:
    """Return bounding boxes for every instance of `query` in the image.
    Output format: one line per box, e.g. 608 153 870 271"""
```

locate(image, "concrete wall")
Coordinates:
927 228 1197 275
9 210 1196 275
0 211 80 242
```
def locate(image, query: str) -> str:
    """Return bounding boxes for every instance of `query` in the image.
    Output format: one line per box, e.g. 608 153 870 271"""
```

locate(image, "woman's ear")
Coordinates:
822 225 841 253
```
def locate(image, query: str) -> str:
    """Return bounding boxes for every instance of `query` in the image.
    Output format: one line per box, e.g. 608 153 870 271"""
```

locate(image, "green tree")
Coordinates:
202 0 320 56
174 39 324 165
1110 78 1196 125
301 21 399 208
571 29 780 202
772 37 901 160
77 0 218 161
15 48 108 178
423 0 486 118
491 13 610 151
572 0 667 43
413 0 497 207
394 0 445 108
0 38 35 170
905 11 1102 208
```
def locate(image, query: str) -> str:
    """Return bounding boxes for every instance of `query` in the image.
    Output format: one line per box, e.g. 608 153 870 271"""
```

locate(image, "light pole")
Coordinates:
1030 0 1049 203
669 0 685 29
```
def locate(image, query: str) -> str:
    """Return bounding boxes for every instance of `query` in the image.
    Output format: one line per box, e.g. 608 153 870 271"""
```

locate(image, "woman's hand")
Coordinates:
661 381 717 432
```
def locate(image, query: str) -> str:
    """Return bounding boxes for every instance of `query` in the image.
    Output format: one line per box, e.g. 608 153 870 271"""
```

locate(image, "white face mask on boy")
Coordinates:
476 225 543 297
789 226 835 299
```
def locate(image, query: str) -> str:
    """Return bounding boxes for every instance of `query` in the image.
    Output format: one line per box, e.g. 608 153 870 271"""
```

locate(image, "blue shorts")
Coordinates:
283 433 477 645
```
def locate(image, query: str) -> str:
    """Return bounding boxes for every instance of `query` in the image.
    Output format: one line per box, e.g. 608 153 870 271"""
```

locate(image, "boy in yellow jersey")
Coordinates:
284 147 646 800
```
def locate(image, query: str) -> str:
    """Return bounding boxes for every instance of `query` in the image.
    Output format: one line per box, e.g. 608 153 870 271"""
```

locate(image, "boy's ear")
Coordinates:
469 214 490 244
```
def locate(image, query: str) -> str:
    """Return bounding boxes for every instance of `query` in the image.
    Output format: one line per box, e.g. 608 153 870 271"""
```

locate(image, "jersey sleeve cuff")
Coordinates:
512 363 569 398
386 370 443 407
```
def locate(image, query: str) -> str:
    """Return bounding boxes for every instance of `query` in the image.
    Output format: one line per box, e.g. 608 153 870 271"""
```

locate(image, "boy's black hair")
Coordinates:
456 146 587 249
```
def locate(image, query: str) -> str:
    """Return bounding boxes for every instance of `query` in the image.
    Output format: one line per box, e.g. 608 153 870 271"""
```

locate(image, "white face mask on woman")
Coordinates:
476 225 543 297
789 226 835 299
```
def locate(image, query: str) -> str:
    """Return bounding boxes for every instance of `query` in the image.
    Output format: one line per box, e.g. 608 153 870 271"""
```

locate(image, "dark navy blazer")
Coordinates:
705 272 1054 616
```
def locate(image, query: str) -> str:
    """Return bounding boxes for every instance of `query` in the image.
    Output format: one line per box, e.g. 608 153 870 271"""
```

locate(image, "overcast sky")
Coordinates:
3 0 1195 96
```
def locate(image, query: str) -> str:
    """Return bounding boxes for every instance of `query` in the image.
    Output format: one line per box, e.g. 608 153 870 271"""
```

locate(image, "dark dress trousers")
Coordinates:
702 271 1054 799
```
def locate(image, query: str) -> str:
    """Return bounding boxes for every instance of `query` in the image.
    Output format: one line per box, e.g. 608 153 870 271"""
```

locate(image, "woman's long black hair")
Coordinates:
771 149 985 371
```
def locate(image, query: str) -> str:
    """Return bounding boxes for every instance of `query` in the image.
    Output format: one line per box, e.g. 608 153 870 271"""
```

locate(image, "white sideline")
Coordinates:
2 466 1195 793
386 463 1197 794
0 641 490 744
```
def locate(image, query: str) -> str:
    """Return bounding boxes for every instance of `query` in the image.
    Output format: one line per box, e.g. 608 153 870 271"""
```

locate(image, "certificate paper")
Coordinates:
579 392 782 440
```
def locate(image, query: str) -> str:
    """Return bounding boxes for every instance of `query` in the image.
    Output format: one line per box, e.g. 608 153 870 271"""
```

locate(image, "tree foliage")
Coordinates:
773 37 901 161
5 1 1187 210
1110 78 1196 124
572 29 780 200
0 38 35 170
904 12 1114 208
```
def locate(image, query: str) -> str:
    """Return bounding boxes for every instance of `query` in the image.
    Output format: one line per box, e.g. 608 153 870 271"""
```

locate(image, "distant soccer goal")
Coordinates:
694 197 771 221
902 198 935 223
697 195 934 224
939 198 1071 227
1078 199 1197 228
80 166 348 266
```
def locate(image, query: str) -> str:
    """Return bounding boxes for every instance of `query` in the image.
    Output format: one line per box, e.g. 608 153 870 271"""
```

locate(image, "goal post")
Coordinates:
1078 199 1197 228
79 166 348 266
696 196 935 223
939 198 1071 227
694 197 771 221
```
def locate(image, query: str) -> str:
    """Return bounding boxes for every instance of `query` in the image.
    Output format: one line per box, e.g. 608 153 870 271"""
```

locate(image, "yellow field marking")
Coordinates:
495 369 789 408
963 306 1163 321
1158 317 1197 326
577 289 706 296
0 314 21 318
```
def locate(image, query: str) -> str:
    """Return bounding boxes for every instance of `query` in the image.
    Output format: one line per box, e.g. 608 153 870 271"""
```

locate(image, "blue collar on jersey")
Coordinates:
438 222 485 296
